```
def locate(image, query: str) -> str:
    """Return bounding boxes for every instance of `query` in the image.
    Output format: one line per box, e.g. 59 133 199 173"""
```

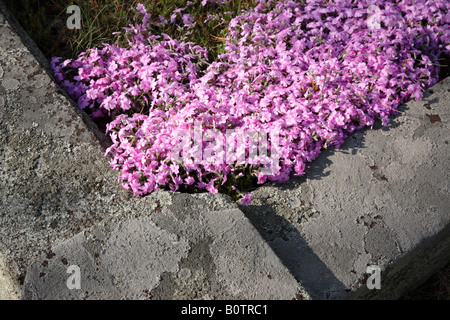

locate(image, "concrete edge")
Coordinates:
348 220 450 299
0 1 112 151
0 1 51 74
0 254 21 300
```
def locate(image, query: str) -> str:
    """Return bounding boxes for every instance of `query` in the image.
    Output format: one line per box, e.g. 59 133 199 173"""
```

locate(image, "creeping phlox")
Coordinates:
52 0 450 204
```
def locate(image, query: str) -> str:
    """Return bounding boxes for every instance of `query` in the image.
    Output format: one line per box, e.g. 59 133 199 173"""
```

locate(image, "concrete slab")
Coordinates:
0 5 307 300
22 198 308 300
240 78 450 299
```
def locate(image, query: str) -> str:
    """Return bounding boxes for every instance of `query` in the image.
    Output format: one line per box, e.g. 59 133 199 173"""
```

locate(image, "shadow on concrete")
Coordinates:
240 200 349 299
238 137 363 299
239 101 416 299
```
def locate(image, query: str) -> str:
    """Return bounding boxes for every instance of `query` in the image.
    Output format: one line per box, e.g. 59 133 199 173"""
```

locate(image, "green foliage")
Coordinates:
5 0 255 60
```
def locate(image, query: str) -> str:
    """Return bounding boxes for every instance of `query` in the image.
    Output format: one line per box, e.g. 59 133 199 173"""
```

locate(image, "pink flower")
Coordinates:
182 14 194 26
206 179 218 193
185 176 195 185
241 193 253 205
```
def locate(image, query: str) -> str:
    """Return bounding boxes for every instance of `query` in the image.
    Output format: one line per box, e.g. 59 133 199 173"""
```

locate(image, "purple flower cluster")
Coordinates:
51 0 449 204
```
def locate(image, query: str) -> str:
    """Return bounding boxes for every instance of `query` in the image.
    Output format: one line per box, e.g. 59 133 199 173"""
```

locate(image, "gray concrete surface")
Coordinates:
1 2 449 300
22 199 309 300
240 78 450 299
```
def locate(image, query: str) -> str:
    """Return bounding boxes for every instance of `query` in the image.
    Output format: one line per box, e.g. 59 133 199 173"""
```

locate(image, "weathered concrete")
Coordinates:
240 78 450 299
0 253 20 299
22 198 308 300
1 1 449 300
0 5 307 300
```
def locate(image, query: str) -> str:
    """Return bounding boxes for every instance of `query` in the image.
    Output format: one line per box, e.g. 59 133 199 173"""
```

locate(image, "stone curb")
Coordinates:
1 2 449 300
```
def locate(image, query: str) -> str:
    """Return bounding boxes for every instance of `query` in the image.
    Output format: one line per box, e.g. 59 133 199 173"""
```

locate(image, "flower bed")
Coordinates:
51 0 450 204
